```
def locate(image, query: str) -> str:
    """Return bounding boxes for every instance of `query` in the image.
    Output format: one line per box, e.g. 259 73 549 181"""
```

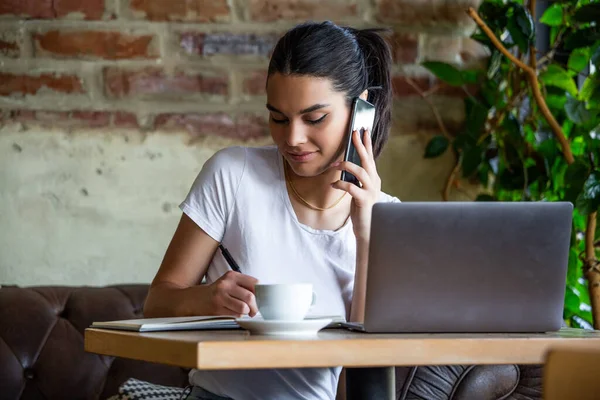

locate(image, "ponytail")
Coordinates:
352 28 393 159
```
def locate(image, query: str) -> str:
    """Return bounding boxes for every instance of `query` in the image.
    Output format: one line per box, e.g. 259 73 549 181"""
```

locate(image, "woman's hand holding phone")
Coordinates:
331 128 381 242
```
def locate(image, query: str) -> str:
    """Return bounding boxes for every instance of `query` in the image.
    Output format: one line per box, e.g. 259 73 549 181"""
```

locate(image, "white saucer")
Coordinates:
236 318 332 336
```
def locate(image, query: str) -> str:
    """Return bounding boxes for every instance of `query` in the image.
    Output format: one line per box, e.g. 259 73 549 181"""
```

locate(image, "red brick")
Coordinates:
0 0 55 19
34 30 158 60
0 72 84 96
180 32 278 57
35 110 71 122
249 0 357 22
387 33 419 64
4 110 143 129
243 71 267 95
376 0 481 27
113 112 139 128
155 112 234 138
71 111 111 127
155 112 267 140
0 0 105 19
104 67 228 98
54 0 105 19
0 38 19 58
392 75 432 97
237 114 268 139
130 0 230 22
9 109 37 122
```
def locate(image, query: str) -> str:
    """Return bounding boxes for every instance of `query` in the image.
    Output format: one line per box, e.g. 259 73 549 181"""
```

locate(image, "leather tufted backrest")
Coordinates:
397 364 543 400
0 285 189 400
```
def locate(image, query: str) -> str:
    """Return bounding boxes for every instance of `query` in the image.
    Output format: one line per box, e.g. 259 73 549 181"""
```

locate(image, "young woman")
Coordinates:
144 20 400 400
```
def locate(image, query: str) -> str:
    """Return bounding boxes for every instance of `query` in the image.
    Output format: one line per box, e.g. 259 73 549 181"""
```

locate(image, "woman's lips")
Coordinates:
286 151 317 162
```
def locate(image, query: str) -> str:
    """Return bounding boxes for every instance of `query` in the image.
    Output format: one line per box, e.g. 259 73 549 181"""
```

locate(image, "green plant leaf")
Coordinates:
465 99 489 137
487 51 503 79
507 4 535 53
424 135 450 158
565 95 593 124
565 27 600 50
576 171 600 215
546 94 568 111
564 286 581 314
461 146 484 177
564 158 591 203
568 48 591 75
481 80 500 107
461 70 482 85
503 113 523 144
540 3 564 26
580 75 599 101
573 3 600 23
422 61 464 86
479 1 509 32
540 64 579 96
452 132 477 153
591 45 600 68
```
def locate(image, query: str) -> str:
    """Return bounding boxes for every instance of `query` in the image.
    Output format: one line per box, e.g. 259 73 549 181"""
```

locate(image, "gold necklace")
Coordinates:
284 161 347 211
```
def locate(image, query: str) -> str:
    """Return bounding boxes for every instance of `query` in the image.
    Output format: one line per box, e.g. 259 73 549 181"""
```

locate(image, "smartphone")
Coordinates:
341 97 376 186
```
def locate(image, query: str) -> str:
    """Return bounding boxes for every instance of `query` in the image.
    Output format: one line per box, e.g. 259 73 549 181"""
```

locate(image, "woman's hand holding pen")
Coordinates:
207 271 259 317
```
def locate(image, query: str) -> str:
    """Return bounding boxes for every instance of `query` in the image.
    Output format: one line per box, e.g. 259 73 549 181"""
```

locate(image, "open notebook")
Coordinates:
91 314 346 332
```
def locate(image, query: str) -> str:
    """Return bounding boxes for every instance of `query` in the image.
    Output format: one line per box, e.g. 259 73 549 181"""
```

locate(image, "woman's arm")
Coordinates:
349 237 369 323
144 213 258 318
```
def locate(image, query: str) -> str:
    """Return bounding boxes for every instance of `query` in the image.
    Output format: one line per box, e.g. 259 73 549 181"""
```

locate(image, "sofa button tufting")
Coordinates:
24 368 35 380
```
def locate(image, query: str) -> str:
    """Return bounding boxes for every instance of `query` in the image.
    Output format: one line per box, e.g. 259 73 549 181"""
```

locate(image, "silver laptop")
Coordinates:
345 201 573 333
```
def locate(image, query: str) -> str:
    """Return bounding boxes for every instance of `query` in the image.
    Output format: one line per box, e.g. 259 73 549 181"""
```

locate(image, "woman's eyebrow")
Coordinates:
266 103 330 115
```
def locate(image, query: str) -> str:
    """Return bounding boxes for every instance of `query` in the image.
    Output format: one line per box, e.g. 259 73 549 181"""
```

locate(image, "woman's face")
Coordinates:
266 73 351 178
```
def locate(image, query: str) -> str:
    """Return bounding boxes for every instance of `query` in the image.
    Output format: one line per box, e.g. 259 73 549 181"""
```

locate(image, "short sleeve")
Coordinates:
378 192 401 203
179 146 247 242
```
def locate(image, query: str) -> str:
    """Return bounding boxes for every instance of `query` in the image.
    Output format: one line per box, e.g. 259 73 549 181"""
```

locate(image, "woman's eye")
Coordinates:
306 115 328 125
271 116 288 124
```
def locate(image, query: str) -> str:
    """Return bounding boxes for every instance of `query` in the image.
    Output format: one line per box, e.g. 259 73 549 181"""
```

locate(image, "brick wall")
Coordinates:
0 0 487 138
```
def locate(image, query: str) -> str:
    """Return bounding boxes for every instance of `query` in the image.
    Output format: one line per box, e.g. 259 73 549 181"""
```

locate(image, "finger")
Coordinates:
229 285 259 316
363 128 375 161
234 273 259 293
331 179 366 201
352 129 374 174
222 295 250 316
336 161 371 189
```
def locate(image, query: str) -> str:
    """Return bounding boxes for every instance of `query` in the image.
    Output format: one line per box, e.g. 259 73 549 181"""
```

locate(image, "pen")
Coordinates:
218 244 241 273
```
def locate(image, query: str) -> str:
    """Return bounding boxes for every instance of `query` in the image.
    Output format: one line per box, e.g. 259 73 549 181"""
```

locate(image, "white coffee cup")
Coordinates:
254 283 315 321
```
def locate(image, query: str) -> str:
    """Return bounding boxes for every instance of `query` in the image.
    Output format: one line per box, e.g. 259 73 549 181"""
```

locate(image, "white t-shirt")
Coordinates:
179 145 400 400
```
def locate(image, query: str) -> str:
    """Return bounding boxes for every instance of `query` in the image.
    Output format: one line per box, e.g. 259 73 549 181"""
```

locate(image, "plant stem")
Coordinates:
467 7 574 165
405 77 451 139
443 158 461 201
586 213 600 329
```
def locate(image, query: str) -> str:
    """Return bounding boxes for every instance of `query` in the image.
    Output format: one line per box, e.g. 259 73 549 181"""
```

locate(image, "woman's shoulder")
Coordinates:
209 145 277 163
204 145 277 173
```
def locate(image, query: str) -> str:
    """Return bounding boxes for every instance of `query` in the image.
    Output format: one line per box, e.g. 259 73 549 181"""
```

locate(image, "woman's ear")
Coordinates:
359 89 368 101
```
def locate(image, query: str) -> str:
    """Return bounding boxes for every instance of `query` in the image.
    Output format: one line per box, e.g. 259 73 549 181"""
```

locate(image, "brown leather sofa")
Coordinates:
0 285 543 399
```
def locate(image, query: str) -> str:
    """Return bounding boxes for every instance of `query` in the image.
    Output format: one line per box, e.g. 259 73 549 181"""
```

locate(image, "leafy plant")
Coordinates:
421 0 600 329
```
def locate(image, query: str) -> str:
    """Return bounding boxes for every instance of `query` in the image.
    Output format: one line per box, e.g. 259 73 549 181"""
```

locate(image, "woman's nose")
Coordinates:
285 121 308 147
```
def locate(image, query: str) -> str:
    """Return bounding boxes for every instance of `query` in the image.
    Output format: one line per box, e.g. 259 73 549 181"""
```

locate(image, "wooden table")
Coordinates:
85 327 600 400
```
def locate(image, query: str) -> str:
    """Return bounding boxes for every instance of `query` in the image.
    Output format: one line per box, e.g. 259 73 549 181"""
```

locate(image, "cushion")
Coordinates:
107 378 189 400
